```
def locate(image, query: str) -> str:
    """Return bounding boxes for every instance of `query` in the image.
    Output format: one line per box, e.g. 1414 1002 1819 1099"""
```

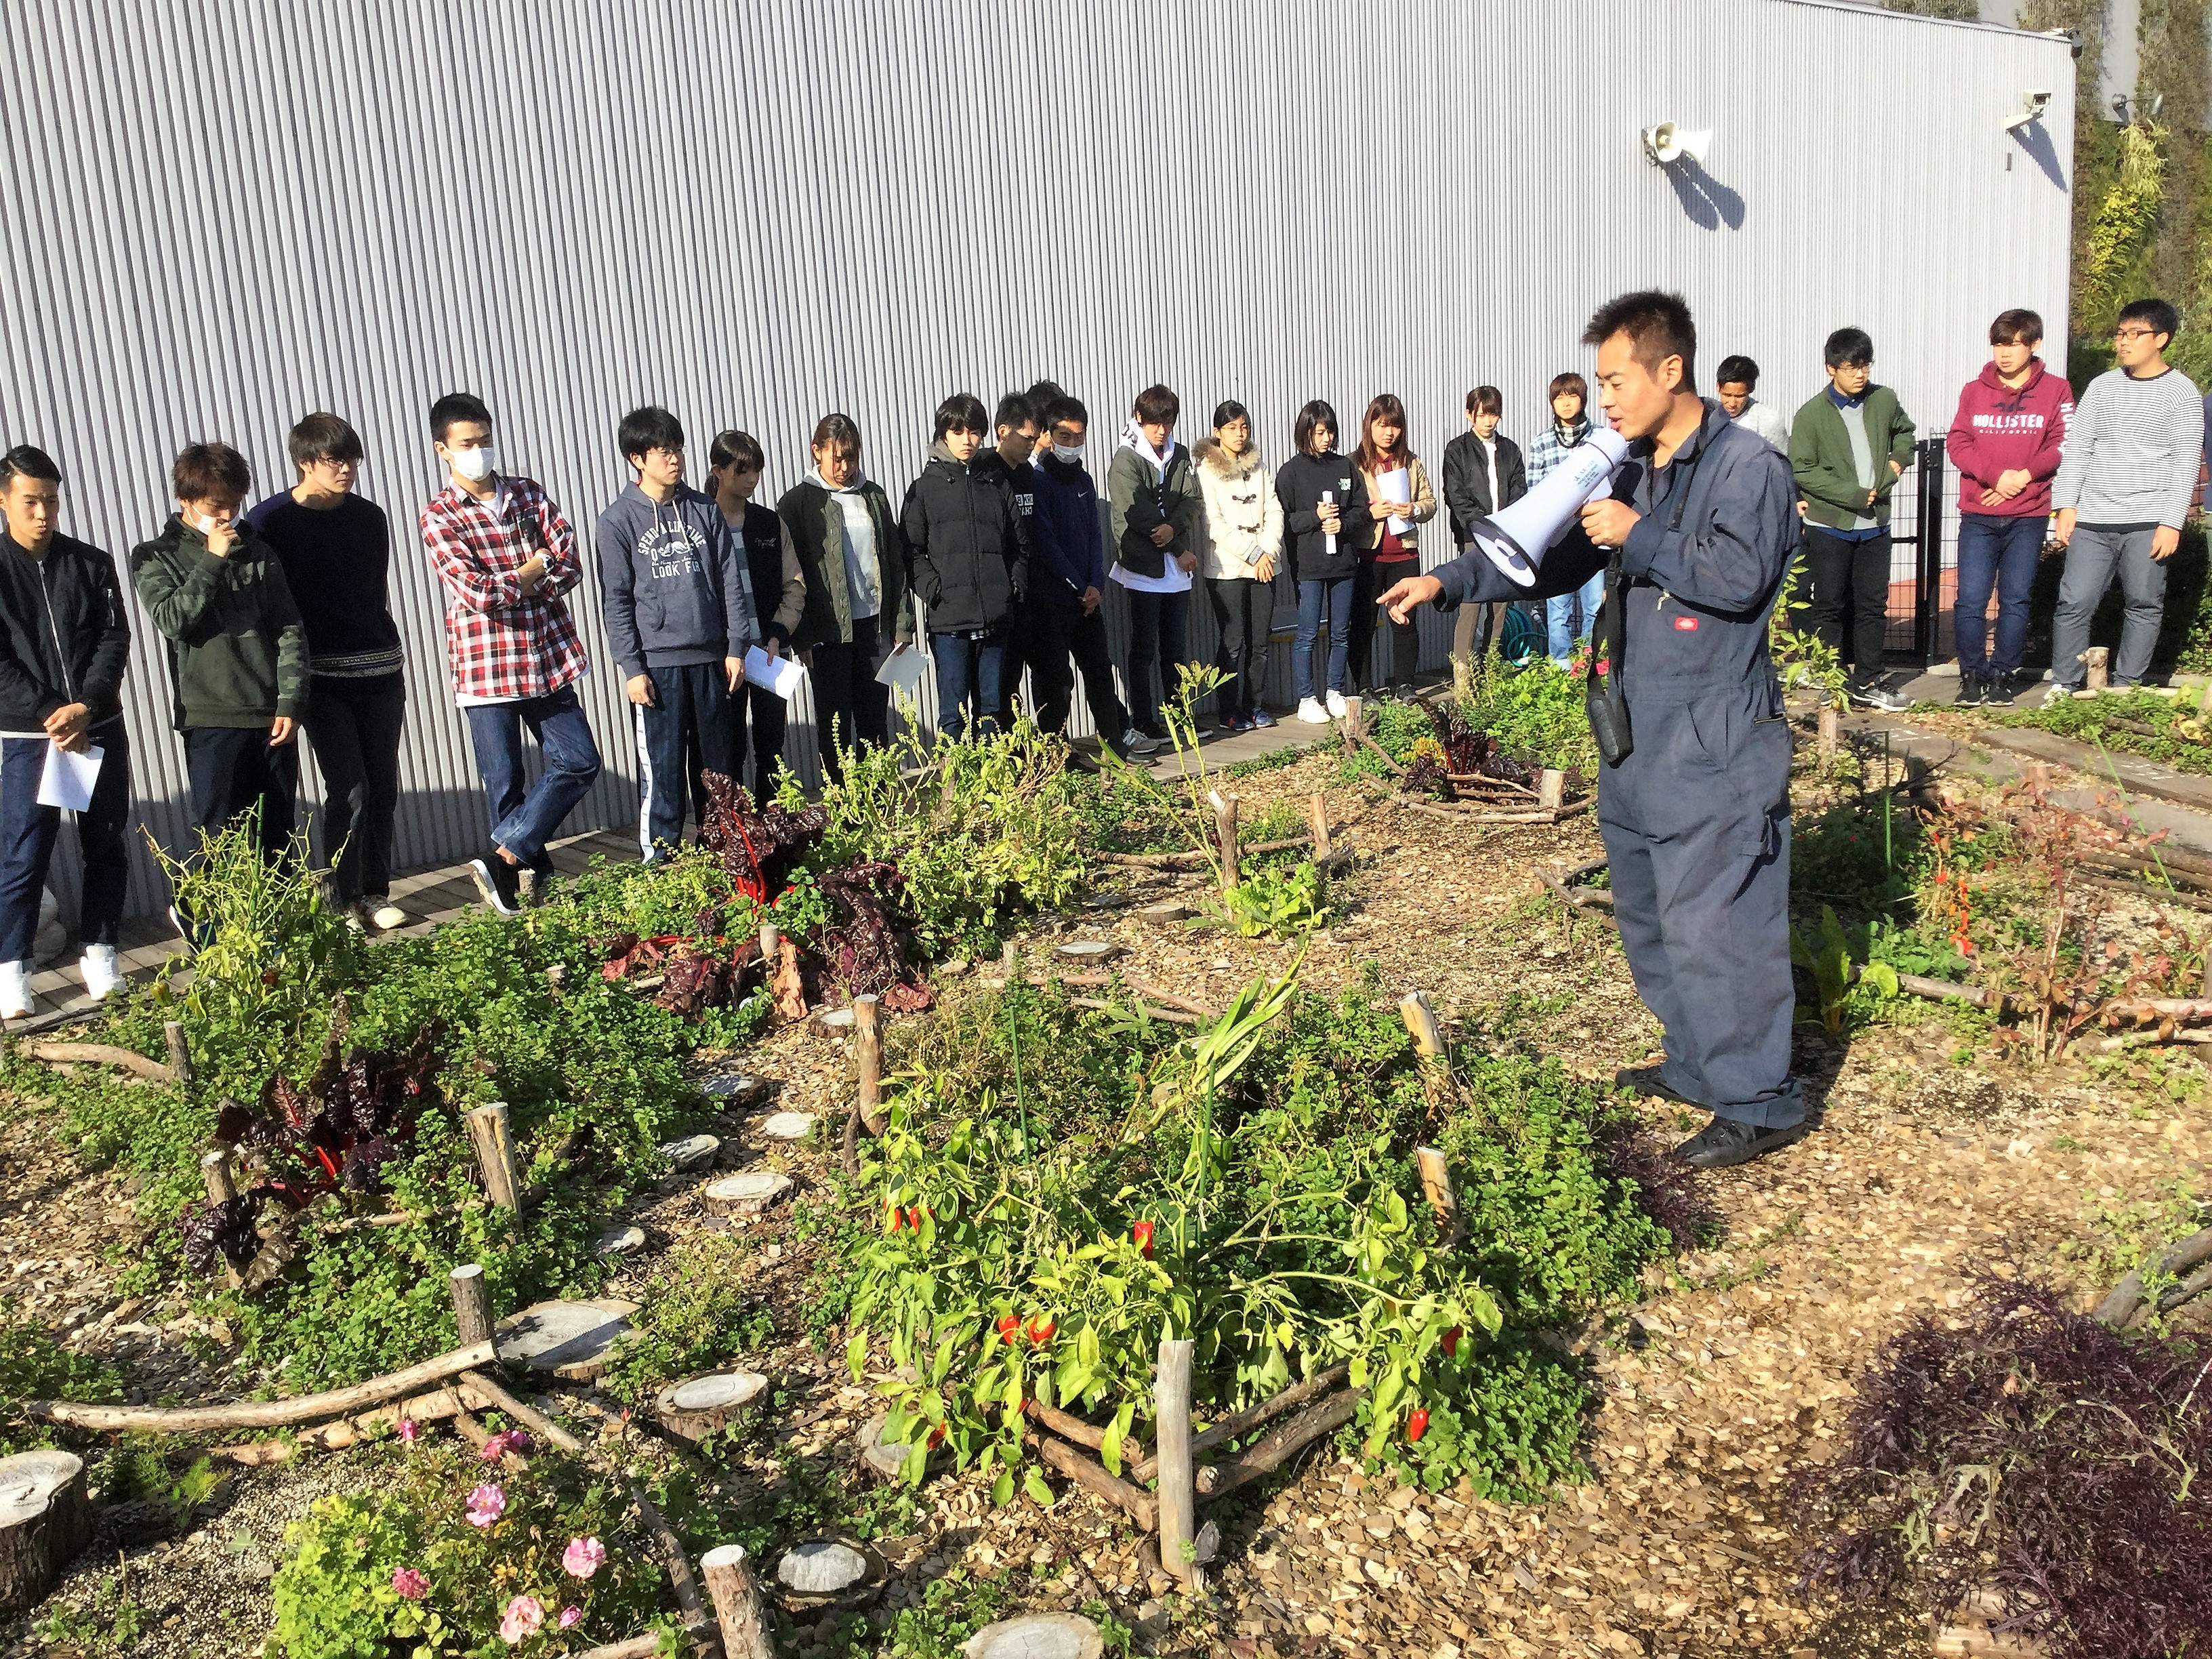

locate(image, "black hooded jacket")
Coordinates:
900 440 1031 634
0 531 131 735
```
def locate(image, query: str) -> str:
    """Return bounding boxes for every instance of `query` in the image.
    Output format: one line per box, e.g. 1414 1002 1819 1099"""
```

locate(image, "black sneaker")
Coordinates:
1614 1065 1702 1109
1990 668 2028 705
1954 672 1987 708
470 852 522 916
1851 679 1910 713
1672 1114 1807 1169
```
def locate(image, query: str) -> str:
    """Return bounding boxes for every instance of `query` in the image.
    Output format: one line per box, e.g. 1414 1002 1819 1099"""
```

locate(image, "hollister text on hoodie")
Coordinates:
1945 359 2073 520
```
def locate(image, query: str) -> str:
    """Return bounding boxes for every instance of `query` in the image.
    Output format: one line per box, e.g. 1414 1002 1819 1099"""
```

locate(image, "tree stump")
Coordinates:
1818 703 1840 764
464 1103 521 1211
703 1172 793 1214
163 1021 193 1086
0 1450 90 1614
1054 941 1124 965
493 1299 637 1379
449 1263 493 1348
775 1537 880 1605
700 1542 773 1659
658 1134 720 1172
1136 901 1192 924
1307 791 1332 860
760 1111 816 1141
963 1614 1105 1659
2084 645 2110 692
1538 769 1565 811
653 1371 768 1444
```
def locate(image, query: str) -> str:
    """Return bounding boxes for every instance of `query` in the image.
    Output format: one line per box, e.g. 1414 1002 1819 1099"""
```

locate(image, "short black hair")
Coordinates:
1990 309 2044 347
1024 380 1067 418
172 441 251 503
1292 399 1339 455
430 392 493 443
1467 386 1503 417
1132 384 1180 426
619 406 685 464
288 411 365 469
708 430 765 474
1823 327 1874 369
935 393 989 439
1042 396 1090 432
0 445 62 489
1582 291 1698 388
1713 355 1759 390
2118 297 2181 340
1212 399 1250 430
993 392 1035 434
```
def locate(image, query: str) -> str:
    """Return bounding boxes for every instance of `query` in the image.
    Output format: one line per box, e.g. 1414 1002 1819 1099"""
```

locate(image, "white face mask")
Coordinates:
1052 443 1084 465
190 510 225 535
449 444 495 483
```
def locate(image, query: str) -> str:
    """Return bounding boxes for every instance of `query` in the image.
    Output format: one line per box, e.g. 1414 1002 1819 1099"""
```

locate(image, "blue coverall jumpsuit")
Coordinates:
1431 400 1804 1132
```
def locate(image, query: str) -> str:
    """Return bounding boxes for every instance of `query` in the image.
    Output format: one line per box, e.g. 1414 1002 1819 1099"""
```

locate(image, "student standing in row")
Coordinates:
419 394 602 916
903 393 1029 741
1528 373 1607 665
780 414 912 779
1107 385 1199 746
2050 298 2204 695
1713 356 1790 453
1789 328 1917 711
1022 395 1134 756
1277 401 1372 723
975 392 1039 733
131 442 308 901
245 413 409 930
705 430 806 797
1194 400 1283 734
1351 392 1437 697
0 446 132 1016
596 407 756 860
1945 310 2071 706
1438 386 1525 660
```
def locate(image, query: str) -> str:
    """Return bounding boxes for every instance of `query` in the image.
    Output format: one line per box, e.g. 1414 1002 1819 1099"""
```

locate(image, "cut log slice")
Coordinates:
701 1071 771 1103
1054 941 1125 964
1136 901 1193 924
659 1134 721 1171
855 1411 930 1481
775 1536 881 1603
962 1613 1105 1659
1078 892 1130 911
0 1449 90 1615
817 1008 855 1033
760 1111 817 1141
653 1370 768 1443
703 1172 794 1214
591 1224 647 1260
494 1299 638 1379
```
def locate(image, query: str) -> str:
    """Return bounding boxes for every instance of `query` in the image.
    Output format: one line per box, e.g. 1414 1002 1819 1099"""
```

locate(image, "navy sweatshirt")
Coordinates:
244 491 403 687
1025 453 1107 601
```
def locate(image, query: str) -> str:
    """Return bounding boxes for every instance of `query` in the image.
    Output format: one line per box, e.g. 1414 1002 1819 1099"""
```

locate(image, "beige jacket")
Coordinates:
1353 453 1438 556
1193 436 1286 581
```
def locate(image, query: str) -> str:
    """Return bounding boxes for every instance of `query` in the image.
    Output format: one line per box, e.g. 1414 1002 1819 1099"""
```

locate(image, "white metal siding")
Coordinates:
0 0 2073 920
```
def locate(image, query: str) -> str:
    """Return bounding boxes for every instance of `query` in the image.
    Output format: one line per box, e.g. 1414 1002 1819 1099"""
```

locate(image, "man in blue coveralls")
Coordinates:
1379 291 1805 1169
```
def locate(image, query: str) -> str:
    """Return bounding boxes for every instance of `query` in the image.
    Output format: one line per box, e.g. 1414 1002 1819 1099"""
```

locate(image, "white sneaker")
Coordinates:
1325 689 1348 718
0 960 32 1020
79 944 121 1000
1119 726 1160 756
368 901 409 931
1296 697 1330 724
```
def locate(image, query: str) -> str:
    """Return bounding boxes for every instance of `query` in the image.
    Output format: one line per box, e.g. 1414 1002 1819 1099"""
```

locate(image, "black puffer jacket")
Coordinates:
0 531 131 734
900 441 1031 634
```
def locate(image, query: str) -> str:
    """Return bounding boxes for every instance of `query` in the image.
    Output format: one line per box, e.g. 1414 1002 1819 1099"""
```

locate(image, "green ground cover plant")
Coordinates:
1996 684 2212 777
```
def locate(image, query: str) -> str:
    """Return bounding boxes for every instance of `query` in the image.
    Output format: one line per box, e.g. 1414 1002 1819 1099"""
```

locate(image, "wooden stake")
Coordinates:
1307 791 1332 860
701 1543 773 1659
163 1022 193 1087
1155 1338 1198 1589
1210 792 1239 893
464 1103 521 1212
2085 645 2110 691
1817 703 1840 763
1416 1147 1456 1237
449 1263 493 1349
853 994 883 1136
20 1041 173 1083
31 1341 497 1433
1399 991 1443 1057
1538 769 1565 811
758 920 780 963
199 1149 237 1206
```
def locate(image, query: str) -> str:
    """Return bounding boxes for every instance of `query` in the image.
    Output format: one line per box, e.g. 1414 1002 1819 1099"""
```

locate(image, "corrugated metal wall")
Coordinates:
0 0 2073 922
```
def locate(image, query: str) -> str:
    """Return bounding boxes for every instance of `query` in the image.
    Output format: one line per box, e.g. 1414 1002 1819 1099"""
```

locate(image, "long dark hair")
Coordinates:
1292 400 1338 456
1353 392 1411 474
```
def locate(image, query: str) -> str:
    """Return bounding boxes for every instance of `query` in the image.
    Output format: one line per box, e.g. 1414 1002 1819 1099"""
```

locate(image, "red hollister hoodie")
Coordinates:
1946 358 2073 518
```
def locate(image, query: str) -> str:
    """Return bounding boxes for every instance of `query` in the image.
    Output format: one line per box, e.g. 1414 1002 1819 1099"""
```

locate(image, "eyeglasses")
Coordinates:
2113 327 2160 343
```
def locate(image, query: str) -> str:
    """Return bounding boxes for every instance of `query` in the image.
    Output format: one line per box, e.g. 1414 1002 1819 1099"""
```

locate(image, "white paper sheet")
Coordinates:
743 645 806 701
37 741 102 812
1378 467 1413 535
875 644 928 699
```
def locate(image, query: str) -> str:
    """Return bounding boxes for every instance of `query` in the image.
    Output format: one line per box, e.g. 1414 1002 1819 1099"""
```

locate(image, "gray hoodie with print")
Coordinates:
594 482 758 680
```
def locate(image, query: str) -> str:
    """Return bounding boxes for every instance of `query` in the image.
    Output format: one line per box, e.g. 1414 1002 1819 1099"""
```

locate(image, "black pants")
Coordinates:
0 726 131 960
184 725 300 860
743 678 787 800
635 661 741 857
1797 527 1893 681
1023 596 1126 737
1205 576 1271 716
304 675 404 904
810 615 889 780
1346 558 1380 691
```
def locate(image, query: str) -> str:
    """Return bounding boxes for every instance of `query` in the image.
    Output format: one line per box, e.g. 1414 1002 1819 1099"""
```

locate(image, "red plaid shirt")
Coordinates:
419 476 591 700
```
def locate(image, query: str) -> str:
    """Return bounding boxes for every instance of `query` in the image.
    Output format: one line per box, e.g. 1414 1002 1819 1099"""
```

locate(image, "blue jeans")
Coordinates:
464 684 603 869
930 630 1007 741
1545 572 1606 664
0 726 131 964
1295 577 1355 701
1123 587 1189 733
1952 514 2044 678
2054 525 2167 689
634 661 740 858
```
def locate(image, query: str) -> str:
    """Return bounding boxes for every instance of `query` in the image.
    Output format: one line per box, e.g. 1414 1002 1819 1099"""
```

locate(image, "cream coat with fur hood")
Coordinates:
1193 436 1286 582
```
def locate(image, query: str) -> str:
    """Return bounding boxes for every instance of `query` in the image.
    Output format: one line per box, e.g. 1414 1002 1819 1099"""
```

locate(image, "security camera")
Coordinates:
2005 89 2053 132
1639 122 1712 166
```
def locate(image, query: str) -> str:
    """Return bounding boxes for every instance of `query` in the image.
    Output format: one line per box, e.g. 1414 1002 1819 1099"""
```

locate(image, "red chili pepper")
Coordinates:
1406 1408 1429 1443
886 1204 903 1232
1027 1316 1055 1347
996 1315 1021 1345
1132 1220 1155 1258
907 1207 924 1231
1441 1326 1462 1359
926 1425 947 1450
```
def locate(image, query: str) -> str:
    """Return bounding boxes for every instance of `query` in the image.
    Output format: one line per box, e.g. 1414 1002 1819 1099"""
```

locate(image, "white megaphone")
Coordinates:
1468 426 1630 588
1641 123 1712 166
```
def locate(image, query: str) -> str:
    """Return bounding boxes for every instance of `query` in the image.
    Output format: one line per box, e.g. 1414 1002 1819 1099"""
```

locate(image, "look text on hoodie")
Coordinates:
594 483 758 681
1946 359 2073 520
900 440 1031 636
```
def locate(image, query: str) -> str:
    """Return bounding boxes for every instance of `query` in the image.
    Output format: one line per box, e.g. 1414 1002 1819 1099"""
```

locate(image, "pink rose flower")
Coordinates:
390 1566 428 1600
397 1418 417 1446
562 1535 607 1579
497 1594 544 1645
474 1427 533 1460
558 1606 583 1630
464 1483 507 1528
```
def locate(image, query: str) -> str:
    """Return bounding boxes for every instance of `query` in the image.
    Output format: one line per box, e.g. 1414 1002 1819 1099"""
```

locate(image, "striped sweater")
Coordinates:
2051 365 2204 529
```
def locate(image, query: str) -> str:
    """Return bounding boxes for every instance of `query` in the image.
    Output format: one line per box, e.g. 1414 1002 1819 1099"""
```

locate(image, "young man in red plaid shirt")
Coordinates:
419 393 602 914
